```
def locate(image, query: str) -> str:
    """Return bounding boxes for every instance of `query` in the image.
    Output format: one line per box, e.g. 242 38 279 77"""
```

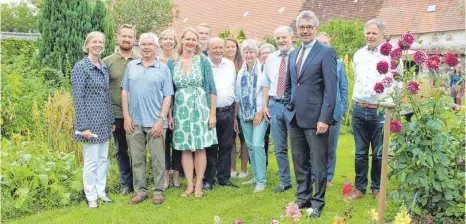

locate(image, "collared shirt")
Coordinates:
208 58 237 108
352 45 402 104
102 51 140 118
260 48 294 97
296 39 317 73
121 58 174 128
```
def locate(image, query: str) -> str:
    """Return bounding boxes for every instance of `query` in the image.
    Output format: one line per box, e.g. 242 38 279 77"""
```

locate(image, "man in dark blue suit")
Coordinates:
283 10 337 218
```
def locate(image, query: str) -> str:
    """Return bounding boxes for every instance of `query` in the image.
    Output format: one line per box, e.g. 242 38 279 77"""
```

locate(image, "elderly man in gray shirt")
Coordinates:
121 33 173 205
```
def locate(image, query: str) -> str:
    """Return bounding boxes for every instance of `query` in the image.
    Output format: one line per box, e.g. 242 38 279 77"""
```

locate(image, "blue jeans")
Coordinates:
327 119 342 181
240 118 268 184
269 101 292 186
352 105 384 194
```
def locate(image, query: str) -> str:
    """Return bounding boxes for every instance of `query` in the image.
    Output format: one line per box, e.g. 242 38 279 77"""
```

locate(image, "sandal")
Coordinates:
194 190 205 198
180 185 194 198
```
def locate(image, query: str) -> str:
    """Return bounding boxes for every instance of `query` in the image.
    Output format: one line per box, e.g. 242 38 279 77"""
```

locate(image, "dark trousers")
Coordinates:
205 106 235 184
264 125 271 167
289 118 328 210
113 118 133 188
352 105 384 194
164 128 182 172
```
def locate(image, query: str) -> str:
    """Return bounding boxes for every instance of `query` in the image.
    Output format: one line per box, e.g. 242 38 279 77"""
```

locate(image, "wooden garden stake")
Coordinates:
377 102 396 224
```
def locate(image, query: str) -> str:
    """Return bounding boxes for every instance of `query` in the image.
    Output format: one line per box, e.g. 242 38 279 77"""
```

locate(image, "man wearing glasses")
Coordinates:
283 11 337 218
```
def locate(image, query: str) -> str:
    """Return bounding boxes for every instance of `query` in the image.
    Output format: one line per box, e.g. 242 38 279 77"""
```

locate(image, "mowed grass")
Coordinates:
12 127 388 224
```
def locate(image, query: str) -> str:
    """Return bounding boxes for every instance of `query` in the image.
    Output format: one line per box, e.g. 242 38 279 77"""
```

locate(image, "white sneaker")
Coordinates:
253 183 266 193
231 171 237 178
242 178 256 185
98 196 113 203
88 200 98 208
237 172 248 179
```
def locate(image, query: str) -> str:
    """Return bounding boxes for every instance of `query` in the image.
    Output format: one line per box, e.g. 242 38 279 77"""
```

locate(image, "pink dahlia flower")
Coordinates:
426 55 441 71
444 53 459 67
374 82 385 93
390 120 402 133
380 42 392 56
407 81 420 94
376 61 389 74
413 51 427 64
390 48 402 61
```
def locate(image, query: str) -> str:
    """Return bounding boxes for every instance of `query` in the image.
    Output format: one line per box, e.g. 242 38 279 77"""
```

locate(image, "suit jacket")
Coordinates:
283 40 337 129
333 60 348 122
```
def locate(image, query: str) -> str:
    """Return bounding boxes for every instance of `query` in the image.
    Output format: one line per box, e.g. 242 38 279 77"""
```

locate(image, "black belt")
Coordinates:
217 104 233 112
271 97 285 104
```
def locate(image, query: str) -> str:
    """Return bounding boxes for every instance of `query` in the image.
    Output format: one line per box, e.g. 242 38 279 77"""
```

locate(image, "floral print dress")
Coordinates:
172 56 217 151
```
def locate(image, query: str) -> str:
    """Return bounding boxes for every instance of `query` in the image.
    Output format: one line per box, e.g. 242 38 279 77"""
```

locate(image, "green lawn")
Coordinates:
11 128 385 224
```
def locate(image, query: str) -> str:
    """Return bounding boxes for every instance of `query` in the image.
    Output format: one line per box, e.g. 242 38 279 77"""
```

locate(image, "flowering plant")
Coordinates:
282 202 301 223
373 32 465 223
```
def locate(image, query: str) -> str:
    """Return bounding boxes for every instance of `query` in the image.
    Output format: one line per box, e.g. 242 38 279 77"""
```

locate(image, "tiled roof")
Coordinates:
295 0 384 27
379 0 465 35
170 0 306 39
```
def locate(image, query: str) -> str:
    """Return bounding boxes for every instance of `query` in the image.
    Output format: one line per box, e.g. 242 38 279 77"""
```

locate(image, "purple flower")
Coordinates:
382 77 393 87
444 53 459 67
374 82 385 93
390 120 402 133
380 42 392 56
407 81 420 94
392 71 401 81
376 61 389 74
427 55 441 71
413 51 427 64
390 48 402 61
398 32 415 50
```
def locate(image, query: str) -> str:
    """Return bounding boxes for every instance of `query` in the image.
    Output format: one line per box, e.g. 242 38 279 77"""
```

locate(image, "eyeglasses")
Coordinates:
298 25 315 31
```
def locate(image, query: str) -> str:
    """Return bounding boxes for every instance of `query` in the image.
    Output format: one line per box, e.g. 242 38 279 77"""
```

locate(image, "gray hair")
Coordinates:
364 18 386 33
259 43 276 54
316 32 330 39
296 10 319 28
207 37 225 49
138 33 159 47
274 25 294 36
241 39 259 54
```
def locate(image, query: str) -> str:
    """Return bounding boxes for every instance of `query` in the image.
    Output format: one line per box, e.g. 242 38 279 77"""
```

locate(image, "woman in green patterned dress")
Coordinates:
167 28 217 198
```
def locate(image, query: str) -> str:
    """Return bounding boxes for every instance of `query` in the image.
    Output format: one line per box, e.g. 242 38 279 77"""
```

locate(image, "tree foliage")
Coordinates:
107 0 177 35
37 0 114 74
1 1 38 32
91 0 115 57
318 19 366 59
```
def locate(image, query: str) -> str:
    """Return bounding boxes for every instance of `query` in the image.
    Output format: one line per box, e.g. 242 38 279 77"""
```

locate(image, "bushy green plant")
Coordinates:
372 34 466 223
1 138 83 220
318 19 365 59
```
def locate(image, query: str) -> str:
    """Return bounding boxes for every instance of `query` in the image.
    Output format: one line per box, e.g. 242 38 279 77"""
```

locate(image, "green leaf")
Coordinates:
14 187 29 209
433 181 442 191
432 193 442 202
426 154 434 167
70 180 83 191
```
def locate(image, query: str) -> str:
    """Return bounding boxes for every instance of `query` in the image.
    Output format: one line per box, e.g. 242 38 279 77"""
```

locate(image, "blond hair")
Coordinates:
159 28 178 50
197 23 211 31
82 31 105 53
178 27 201 55
117 24 136 37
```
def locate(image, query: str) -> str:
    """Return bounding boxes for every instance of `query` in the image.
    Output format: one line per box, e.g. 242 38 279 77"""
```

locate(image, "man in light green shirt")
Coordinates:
102 24 140 196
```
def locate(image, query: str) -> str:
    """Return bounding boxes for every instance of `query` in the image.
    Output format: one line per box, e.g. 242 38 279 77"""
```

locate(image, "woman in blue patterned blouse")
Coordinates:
71 31 115 208
450 63 465 107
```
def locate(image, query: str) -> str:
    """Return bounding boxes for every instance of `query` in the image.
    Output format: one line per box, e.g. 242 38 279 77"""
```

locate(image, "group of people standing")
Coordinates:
72 9 396 218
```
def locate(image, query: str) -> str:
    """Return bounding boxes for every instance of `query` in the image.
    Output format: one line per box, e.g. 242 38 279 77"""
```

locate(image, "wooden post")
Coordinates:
377 102 396 224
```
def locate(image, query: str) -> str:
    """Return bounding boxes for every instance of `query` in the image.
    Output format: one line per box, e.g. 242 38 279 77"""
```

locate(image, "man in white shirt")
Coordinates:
203 37 239 190
261 25 294 193
348 18 391 201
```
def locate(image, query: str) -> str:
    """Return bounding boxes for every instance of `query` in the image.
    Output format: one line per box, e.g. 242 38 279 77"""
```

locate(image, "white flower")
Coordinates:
306 208 314 216
213 215 221 224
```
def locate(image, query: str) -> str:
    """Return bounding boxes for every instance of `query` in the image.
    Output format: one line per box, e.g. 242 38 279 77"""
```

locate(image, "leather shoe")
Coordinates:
273 185 292 193
218 181 239 188
152 193 165 205
128 194 148 205
372 190 380 200
203 182 213 190
308 208 321 218
120 186 133 196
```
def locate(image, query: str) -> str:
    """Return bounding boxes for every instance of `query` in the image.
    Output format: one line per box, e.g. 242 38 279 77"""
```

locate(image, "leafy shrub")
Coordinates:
1 138 83 220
